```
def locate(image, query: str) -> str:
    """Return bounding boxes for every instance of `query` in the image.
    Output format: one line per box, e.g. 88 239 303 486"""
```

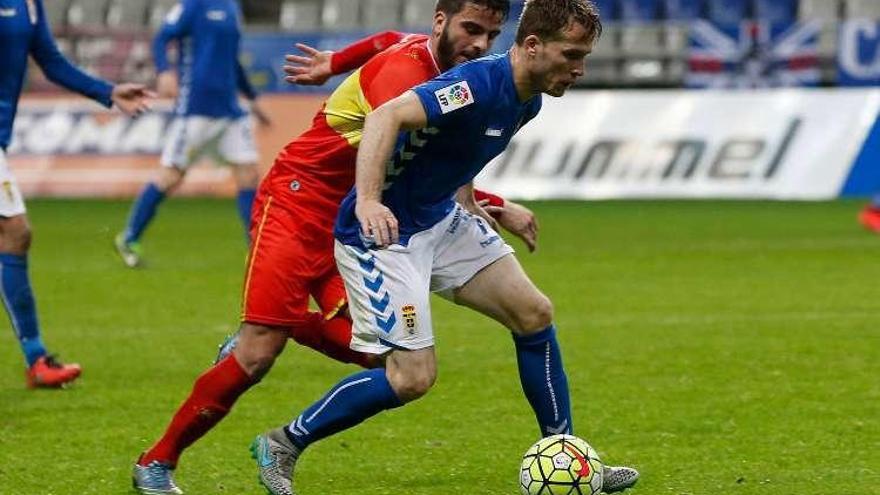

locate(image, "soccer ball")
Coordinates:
519 434 604 495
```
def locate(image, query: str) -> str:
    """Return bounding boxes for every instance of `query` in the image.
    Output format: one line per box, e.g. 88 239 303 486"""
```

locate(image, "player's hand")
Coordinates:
356 200 399 248
249 98 272 127
468 199 500 232
484 200 539 252
283 43 334 86
156 71 178 98
111 83 156 117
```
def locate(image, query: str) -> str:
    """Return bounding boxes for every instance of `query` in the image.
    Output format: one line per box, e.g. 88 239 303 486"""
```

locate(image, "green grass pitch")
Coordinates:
0 199 878 494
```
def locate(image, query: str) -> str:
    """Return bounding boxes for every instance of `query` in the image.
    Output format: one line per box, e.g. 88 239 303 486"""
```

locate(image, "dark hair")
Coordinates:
435 0 511 21
514 0 602 45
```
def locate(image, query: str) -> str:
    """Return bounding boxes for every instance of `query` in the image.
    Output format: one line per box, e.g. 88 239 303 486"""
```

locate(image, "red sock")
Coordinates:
289 312 326 352
140 354 252 466
319 316 375 369
290 313 375 369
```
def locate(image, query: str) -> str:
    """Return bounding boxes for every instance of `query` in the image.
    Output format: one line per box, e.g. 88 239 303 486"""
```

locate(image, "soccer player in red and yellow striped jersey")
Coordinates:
244 1 517 361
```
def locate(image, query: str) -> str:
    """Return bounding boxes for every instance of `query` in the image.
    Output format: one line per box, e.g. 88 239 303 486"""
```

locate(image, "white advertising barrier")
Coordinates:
475 89 880 200
6 95 326 197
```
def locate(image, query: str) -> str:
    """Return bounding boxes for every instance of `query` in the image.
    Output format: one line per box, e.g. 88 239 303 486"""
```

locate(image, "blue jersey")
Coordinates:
0 0 113 150
154 0 256 118
335 53 542 248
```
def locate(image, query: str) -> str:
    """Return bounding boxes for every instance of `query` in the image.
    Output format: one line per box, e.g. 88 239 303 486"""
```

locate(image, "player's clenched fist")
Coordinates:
356 199 399 248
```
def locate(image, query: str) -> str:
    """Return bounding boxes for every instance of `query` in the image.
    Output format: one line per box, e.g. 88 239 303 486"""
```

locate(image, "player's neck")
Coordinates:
425 39 447 73
509 46 538 102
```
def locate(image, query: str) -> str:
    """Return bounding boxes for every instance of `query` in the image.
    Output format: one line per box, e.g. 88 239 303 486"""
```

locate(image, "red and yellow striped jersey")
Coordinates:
265 34 439 220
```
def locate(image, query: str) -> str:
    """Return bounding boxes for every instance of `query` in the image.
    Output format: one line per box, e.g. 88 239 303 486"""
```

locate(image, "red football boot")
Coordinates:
859 205 880 233
26 355 82 388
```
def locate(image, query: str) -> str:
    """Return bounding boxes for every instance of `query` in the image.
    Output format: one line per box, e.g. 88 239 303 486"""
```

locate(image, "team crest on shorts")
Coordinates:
2 181 14 202
402 305 417 333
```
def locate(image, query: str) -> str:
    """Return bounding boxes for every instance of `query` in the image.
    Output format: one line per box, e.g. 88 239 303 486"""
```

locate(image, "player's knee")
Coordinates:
0 217 32 254
10 224 31 253
233 325 287 378
391 374 435 403
250 352 278 378
155 167 185 192
386 366 436 403
233 346 277 379
511 294 554 335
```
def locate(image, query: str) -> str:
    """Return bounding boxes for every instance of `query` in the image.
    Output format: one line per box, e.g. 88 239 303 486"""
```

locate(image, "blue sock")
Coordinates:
284 368 402 452
0 254 47 367
513 324 573 436
124 183 165 243
236 188 256 237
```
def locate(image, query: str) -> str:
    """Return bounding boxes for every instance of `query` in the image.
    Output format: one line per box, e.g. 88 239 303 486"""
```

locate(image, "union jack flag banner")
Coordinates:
686 19 822 88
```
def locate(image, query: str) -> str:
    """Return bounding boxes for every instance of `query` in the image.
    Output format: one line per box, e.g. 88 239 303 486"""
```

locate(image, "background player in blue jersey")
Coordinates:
0 0 152 387
250 2 638 494
115 0 271 267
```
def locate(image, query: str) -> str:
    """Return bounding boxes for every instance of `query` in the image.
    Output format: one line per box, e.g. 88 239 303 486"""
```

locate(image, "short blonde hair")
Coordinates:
515 0 602 45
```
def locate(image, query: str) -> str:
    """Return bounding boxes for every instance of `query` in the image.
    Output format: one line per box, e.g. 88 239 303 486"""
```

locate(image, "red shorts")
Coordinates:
241 183 347 327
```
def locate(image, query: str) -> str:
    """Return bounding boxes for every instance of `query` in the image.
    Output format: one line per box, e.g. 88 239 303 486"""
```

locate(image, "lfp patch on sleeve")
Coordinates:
435 81 474 114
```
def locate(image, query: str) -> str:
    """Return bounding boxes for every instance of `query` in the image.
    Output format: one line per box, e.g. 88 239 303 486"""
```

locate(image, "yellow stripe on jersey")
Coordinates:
323 69 373 148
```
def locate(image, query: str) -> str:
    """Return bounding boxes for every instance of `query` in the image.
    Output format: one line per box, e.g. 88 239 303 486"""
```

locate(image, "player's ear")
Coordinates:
523 34 541 58
432 10 447 37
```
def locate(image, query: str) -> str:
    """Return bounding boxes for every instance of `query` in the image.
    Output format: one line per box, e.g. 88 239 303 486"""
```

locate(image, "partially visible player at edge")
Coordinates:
0 0 152 388
251 1 637 494
132 1 537 494
115 0 271 268
859 196 880 233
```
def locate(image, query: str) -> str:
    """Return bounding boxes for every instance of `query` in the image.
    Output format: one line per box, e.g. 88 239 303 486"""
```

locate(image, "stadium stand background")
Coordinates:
13 0 880 200
26 0 880 93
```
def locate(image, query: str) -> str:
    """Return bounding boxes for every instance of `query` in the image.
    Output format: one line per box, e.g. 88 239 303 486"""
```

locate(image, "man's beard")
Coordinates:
436 24 456 71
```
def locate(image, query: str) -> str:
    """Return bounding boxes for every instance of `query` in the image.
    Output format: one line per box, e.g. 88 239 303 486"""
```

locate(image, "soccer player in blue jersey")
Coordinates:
1 0 152 387
251 1 638 494
115 0 270 267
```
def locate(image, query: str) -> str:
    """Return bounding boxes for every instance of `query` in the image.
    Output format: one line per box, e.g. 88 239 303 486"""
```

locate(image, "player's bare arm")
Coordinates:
156 70 178 98
355 90 427 247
